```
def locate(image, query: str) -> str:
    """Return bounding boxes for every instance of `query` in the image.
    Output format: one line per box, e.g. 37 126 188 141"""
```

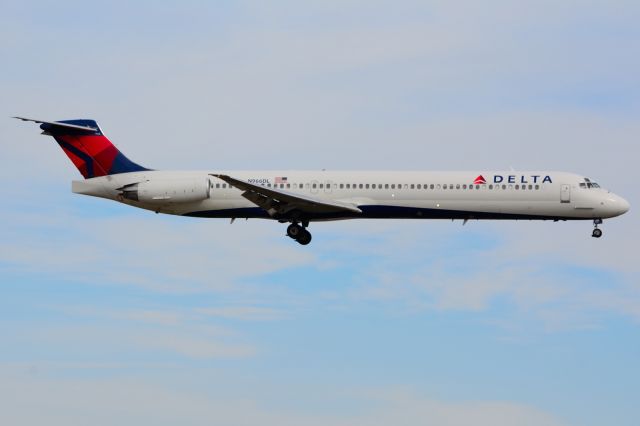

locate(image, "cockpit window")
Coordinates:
582 178 600 189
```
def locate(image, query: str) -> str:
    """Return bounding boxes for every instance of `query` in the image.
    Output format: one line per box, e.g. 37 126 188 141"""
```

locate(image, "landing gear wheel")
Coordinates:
287 223 303 239
592 218 603 238
296 229 312 245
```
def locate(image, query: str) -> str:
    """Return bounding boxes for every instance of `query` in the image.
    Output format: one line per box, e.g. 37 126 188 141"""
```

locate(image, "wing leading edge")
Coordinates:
210 174 362 217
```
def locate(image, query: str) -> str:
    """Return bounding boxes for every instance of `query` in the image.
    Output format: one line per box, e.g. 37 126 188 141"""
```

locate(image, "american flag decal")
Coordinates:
275 176 288 184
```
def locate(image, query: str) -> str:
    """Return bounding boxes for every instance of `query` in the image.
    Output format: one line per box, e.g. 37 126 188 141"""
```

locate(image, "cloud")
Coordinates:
25 322 255 361
319 220 640 329
196 305 285 321
0 370 567 426
0 205 315 293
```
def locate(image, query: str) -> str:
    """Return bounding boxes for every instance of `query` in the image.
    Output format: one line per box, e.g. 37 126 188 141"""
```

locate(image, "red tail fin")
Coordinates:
16 117 149 179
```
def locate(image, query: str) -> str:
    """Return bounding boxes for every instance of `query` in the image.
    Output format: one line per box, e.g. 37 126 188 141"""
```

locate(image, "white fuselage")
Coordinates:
72 170 629 222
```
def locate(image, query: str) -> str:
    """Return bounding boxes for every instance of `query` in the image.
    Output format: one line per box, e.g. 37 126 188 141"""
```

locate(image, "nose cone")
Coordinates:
605 194 630 217
618 196 631 215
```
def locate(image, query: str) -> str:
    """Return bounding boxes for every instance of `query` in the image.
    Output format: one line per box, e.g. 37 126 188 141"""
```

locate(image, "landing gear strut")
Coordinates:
287 223 312 245
592 218 603 238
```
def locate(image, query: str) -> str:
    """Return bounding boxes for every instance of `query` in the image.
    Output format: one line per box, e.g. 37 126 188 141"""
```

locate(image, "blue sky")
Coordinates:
1 1 639 425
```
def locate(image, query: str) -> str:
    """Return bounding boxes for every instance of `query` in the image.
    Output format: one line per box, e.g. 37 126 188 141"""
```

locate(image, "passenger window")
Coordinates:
443 184 447 190
417 184 421 189
312 183 316 189
430 184 435 189
359 184 363 189
535 184 540 190
410 184 415 189
502 184 506 190
463 184 467 189
385 184 389 189
515 185 519 190
489 184 493 189
339 184 344 189
456 184 460 189
391 184 396 189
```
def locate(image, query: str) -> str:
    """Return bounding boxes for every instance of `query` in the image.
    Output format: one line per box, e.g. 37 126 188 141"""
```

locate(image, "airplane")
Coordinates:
15 117 630 245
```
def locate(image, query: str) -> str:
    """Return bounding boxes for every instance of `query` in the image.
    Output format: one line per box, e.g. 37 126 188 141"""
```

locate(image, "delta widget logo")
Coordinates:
473 175 486 184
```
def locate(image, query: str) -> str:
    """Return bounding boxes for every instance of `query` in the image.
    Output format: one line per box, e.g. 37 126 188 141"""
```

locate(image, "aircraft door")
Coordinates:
560 184 571 203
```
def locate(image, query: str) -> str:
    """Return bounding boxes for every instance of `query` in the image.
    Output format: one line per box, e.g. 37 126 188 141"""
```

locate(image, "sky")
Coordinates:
1 1 639 425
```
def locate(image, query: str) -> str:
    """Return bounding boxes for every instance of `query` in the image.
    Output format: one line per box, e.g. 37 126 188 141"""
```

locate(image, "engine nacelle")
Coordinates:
119 178 211 204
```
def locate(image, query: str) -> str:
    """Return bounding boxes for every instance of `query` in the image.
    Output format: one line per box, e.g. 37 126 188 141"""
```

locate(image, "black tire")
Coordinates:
287 224 302 238
592 228 603 238
296 230 312 245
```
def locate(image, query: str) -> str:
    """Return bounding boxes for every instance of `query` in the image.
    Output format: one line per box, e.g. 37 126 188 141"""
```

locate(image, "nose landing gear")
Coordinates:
592 218 603 238
287 223 312 245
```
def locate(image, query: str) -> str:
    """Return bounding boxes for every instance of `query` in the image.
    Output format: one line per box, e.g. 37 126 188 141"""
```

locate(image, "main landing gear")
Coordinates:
287 223 312 245
592 218 603 238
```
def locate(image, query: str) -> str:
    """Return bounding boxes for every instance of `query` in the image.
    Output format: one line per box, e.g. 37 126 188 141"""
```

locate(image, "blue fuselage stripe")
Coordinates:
183 206 585 221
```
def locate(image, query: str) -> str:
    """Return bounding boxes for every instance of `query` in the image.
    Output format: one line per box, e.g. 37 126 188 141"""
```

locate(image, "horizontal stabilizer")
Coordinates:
13 117 99 133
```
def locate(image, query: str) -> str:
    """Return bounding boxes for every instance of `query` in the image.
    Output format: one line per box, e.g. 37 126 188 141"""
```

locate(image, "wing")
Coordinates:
210 174 362 217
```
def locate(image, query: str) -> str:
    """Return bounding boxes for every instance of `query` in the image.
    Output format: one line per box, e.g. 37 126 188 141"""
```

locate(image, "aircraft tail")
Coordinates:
15 117 150 179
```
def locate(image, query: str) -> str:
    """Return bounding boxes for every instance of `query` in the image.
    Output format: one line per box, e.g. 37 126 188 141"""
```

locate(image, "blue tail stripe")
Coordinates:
109 152 149 174
56 140 95 178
